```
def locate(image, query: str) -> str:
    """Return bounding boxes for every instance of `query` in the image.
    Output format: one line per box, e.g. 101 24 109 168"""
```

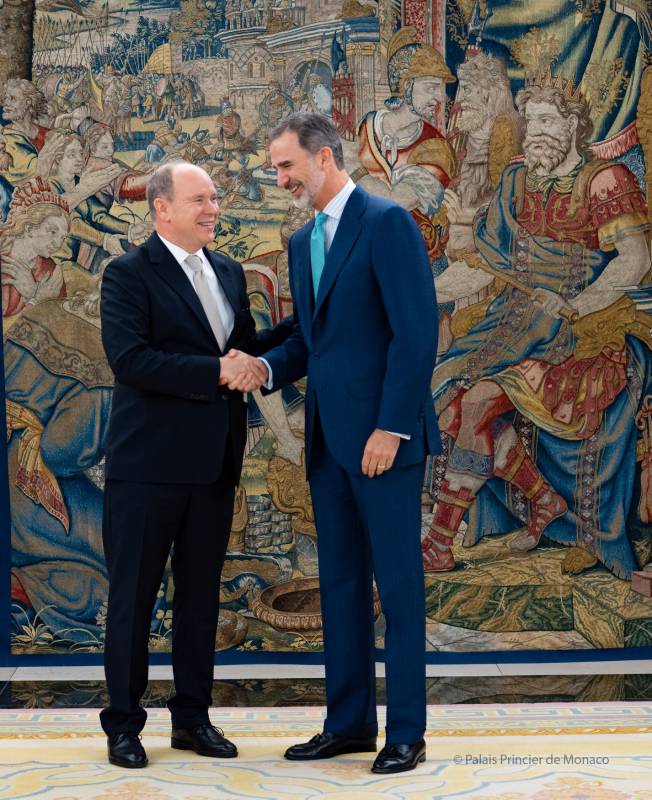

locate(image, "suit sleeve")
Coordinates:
371 205 438 435
100 256 221 400
258 238 309 392
249 314 295 355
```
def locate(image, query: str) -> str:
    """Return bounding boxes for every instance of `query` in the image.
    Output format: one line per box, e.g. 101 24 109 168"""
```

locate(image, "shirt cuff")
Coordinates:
258 358 273 390
384 430 411 440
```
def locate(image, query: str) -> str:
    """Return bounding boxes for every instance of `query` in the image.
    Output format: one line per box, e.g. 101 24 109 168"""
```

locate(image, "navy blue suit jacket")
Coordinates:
263 186 441 476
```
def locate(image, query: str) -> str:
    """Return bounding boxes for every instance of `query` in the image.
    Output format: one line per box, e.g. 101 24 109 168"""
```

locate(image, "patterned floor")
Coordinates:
1 704 652 798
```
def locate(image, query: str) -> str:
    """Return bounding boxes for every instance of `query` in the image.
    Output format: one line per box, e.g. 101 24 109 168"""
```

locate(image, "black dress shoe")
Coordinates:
107 733 148 768
284 731 377 760
371 740 426 773
171 723 238 758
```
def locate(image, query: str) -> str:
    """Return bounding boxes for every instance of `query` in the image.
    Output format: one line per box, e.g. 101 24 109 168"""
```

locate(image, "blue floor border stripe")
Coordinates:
2 646 652 669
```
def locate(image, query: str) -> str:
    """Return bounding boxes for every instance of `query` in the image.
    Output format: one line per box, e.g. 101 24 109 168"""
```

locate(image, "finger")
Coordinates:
229 370 257 392
245 367 266 388
251 364 268 382
235 376 259 392
366 454 381 478
361 452 372 477
231 373 253 392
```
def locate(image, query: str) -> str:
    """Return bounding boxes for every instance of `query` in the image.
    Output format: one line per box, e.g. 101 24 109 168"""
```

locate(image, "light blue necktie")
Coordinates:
310 212 328 299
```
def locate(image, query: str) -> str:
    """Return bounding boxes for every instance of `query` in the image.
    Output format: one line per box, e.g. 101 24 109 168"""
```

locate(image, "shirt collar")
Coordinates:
318 177 356 221
157 232 206 267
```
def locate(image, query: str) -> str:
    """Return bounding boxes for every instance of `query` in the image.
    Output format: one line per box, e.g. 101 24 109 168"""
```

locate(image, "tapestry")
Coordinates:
1 0 651 659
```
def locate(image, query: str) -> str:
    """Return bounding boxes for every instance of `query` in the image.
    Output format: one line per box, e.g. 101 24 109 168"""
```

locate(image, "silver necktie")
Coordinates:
185 254 228 351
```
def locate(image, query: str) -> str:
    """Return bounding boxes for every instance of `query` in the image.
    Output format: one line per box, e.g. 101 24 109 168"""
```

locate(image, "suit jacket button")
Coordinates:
221 393 230 400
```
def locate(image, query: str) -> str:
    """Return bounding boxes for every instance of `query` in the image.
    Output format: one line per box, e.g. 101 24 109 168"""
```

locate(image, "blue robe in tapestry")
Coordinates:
5 299 113 643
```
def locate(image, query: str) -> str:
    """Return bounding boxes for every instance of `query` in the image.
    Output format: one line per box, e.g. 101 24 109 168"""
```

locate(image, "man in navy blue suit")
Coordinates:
235 112 440 773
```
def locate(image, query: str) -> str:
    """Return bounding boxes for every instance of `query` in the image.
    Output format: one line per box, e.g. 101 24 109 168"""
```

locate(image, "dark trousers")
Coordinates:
308 417 426 745
100 466 235 736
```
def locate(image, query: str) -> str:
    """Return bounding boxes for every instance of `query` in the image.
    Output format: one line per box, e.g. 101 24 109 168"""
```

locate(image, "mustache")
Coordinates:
523 132 569 152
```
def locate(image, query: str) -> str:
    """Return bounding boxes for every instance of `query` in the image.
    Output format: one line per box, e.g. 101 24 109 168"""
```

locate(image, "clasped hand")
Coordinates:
219 349 268 392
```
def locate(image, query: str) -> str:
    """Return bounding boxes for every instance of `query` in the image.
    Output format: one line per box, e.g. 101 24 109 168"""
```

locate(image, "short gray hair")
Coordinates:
269 112 344 169
146 160 183 219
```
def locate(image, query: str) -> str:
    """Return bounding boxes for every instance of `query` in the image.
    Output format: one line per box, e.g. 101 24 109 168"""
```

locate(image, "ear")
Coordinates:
319 145 333 168
567 114 579 136
153 196 168 221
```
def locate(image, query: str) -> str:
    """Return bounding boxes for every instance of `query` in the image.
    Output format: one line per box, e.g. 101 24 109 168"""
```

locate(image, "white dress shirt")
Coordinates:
158 233 235 342
319 177 357 250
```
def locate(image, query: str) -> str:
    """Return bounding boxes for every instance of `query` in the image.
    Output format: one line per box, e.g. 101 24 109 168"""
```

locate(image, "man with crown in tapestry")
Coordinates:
421 72 652 582
356 27 456 268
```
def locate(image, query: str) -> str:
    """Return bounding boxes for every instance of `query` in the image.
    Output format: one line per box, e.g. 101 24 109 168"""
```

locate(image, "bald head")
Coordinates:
147 160 220 252
147 160 208 220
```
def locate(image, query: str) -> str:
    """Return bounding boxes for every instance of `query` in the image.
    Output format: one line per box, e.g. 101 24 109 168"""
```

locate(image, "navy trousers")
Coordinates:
309 419 427 745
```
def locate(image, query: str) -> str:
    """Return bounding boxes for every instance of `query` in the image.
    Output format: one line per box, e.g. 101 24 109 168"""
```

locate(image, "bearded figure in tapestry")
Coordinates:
421 74 652 582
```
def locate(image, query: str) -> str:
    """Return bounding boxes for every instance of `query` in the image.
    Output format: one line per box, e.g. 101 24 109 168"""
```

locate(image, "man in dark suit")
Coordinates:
99 160 280 768
243 112 440 773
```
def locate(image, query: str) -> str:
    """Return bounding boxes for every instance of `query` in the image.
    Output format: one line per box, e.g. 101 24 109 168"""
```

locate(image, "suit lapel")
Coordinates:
313 187 366 320
146 233 219 349
205 247 240 314
293 223 315 342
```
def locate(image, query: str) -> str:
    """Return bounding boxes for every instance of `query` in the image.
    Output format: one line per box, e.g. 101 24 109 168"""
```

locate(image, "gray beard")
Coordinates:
523 132 570 175
459 160 492 208
457 107 488 133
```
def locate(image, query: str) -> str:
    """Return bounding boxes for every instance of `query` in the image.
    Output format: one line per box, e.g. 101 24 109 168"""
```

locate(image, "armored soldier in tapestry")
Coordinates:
1 0 652 659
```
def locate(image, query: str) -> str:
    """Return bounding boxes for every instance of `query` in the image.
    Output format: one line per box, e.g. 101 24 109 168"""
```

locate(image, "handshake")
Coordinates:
219 350 269 392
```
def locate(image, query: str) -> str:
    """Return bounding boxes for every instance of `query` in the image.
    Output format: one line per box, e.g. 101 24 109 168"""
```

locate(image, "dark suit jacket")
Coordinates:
263 186 441 476
101 232 290 485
